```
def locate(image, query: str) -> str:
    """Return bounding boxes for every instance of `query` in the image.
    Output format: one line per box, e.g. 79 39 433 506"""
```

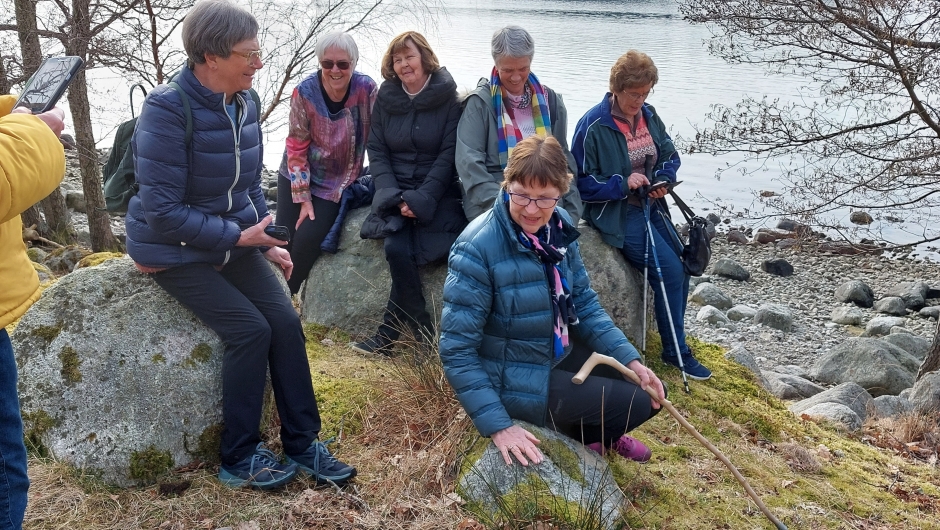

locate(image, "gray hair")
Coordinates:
491 26 535 62
182 0 259 68
315 31 360 70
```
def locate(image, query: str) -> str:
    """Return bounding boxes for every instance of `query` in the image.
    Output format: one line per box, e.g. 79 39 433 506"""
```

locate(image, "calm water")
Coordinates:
83 0 934 256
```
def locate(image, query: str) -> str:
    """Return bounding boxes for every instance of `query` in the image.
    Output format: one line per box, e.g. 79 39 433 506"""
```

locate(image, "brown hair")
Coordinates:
380 31 440 81
502 136 572 195
609 50 658 93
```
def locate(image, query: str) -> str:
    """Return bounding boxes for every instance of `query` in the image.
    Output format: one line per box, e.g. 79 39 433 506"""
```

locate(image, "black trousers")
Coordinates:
152 250 321 466
378 222 433 339
275 176 341 295
548 341 664 447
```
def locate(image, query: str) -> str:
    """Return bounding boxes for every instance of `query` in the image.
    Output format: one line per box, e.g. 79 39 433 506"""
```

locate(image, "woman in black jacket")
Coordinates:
353 31 465 355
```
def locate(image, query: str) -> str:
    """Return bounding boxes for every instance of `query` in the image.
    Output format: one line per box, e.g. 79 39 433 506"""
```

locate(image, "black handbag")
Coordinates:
669 191 711 277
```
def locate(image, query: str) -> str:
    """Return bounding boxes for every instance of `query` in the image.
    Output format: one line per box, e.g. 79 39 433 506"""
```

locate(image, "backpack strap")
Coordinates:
248 88 262 122
669 189 697 224
169 81 193 201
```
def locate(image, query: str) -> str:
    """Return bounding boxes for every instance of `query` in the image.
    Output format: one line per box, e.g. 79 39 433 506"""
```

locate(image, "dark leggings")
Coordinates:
275 176 341 295
152 251 321 465
548 341 664 447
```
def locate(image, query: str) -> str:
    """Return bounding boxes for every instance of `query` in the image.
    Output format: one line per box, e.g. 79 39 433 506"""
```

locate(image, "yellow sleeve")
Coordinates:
0 94 67 223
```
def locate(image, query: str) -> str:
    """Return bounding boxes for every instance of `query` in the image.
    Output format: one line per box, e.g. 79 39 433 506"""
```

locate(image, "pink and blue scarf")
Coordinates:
491 67 552 168
507 199 579 358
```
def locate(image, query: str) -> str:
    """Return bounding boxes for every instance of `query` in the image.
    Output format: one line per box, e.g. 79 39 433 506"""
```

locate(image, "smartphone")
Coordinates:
14 56 84 113
649 180 682 193
264 224 291 242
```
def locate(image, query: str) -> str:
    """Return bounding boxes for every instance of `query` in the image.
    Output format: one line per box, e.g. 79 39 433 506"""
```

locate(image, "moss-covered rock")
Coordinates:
76 252 124 269
58 346 82 385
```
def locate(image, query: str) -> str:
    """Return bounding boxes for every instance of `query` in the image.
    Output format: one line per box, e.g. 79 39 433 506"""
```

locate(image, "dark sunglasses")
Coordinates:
320 60 351 71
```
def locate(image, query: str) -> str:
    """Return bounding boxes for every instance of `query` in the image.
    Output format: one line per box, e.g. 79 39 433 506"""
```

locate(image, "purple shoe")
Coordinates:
587 435 652 463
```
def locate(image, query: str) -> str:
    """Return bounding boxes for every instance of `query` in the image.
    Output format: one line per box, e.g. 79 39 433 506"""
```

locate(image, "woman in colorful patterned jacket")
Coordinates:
440 135 665 467
572 50 711 381
276 31 377 294
455 25 581 224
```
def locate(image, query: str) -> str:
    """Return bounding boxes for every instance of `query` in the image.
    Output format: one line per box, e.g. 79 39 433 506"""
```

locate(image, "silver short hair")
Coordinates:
491 26 535 63
315 31 360 70
182 0 259 68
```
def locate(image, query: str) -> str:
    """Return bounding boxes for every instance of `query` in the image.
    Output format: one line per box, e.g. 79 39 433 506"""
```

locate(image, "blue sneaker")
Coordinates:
661 353 712 381
287 439 357 484
218 443 298 489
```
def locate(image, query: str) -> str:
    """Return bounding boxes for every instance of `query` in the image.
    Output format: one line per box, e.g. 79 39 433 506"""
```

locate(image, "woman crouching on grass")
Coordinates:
439 135 666 464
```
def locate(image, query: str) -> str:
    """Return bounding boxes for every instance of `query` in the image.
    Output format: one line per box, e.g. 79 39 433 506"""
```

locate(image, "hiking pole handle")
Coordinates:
572 352 788 530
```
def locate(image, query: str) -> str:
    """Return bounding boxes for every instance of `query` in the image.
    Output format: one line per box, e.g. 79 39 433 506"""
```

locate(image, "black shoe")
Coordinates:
218 443 298 489
286 439 357 484
351 334 394 356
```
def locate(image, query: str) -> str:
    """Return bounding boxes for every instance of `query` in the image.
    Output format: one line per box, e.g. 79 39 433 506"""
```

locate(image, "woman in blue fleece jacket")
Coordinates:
440 135 666 466
572 50 712 381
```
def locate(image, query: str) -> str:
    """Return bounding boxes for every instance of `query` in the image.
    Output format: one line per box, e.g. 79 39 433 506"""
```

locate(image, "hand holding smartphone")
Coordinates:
648 180 681 193
14 56 84 114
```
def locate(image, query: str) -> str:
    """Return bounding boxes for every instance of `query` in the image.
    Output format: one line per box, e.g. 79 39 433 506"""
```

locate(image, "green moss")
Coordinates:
58 346 82 385
21 410 58 457
303 323 351 361
308 373 372 437
31 323 63 343
195 424 223 464
151 354 166 364
75 252 124 269
129 446 174 484
539 438 584 484
182 343 213 368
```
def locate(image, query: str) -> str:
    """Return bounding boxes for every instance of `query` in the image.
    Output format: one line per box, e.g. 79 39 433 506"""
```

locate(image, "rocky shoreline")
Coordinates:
55 153 939 375
685 235 939 374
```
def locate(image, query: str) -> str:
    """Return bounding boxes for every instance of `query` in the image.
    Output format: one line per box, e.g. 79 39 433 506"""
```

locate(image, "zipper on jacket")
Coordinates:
224 93 246 213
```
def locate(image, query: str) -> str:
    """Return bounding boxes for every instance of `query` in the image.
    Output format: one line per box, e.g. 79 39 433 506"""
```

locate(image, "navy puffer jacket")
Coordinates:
439 196 642 437
126 66 266 268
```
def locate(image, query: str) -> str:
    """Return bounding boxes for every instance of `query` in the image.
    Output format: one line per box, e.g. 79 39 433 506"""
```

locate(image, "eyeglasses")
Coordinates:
320 60 351 71
508 192 561 210
231 49 262 64
622 88 652 102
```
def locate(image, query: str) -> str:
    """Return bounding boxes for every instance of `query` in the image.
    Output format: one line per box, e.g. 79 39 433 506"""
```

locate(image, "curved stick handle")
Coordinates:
572 352 787 530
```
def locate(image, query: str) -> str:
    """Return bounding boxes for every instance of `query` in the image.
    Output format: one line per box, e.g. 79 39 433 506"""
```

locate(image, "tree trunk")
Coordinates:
0 58 9 94
20 205 45 234
39 187 75 243
14 0 42 76
916 318 940 381
66 0 121 252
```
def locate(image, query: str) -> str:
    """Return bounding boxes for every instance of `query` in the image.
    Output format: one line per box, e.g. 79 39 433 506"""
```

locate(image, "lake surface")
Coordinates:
85 0 936 258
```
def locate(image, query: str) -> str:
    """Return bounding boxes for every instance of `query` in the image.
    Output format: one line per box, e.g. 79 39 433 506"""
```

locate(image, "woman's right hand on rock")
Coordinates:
492 425 543 467
237 215 285 247
297 200 315 230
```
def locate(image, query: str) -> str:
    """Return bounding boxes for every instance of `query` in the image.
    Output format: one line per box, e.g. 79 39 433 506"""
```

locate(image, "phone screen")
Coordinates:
14 56 84 113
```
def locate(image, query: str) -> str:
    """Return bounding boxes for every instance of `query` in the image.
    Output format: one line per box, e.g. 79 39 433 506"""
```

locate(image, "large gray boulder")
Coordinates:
763 371 824 400
881 332 930 361
873 297 907 316
872 395 914 419
691 283 732 310
909 372 940 412
835 280 874 308
724 345 766 386
864 316 906 336
799 403 862 431
458 421 626 530
830 306 863 326
810 338 919 396
753 304 793 332
790 382 873 421
711 258 750 281
884 281 930 310
12 256 287 487
302 209 647 341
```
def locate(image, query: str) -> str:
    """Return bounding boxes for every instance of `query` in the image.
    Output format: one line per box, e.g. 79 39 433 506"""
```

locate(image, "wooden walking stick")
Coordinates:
572 352 788 530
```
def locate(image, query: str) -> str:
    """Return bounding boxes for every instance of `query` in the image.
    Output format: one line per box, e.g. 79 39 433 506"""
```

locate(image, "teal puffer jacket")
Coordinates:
439 196 642 437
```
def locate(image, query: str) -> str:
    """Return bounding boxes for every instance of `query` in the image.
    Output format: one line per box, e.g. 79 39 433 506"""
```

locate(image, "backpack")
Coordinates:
102 81 262 214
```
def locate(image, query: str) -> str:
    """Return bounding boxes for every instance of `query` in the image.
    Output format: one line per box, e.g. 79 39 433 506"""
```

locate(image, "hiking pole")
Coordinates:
638 161 690 394
572 352 788 530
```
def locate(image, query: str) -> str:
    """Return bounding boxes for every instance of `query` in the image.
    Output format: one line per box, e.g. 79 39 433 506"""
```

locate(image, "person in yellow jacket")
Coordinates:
0 94 66 530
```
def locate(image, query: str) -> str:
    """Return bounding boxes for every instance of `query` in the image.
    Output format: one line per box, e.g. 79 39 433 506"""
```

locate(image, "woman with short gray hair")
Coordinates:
128 0 356 490
275 30 377 294
455 25 581 224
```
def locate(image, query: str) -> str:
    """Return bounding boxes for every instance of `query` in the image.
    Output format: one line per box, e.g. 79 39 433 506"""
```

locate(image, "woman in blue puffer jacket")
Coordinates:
440 135 666 466
127 0 353 490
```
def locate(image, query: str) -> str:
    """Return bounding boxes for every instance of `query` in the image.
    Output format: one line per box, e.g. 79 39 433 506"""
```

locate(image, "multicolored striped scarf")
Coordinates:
506 197 579 358
491 67 552 168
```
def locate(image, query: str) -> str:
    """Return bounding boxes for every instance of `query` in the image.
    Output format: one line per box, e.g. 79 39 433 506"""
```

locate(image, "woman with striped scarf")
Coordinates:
456 25 582 224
